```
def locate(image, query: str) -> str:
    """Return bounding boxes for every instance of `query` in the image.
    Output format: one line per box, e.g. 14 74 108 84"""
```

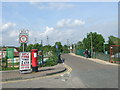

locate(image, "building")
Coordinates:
0 46 19 60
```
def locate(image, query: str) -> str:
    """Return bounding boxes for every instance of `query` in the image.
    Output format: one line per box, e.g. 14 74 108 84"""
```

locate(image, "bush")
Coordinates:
42 56 58 67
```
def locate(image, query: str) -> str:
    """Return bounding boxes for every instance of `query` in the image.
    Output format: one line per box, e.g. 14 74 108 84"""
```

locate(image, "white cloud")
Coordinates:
30 2 77 10
1 22 18 37
0 22 16 32
57 19 85 28
1 22 20 46
9 30 19 37
1 19 117 47
44 26 54 35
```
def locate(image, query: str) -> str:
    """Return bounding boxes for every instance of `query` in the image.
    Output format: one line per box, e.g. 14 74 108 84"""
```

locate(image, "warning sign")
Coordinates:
19 52 31 70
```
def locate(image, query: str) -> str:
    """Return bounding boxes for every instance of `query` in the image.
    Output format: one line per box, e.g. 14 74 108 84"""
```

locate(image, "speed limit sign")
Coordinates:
20 35 28 43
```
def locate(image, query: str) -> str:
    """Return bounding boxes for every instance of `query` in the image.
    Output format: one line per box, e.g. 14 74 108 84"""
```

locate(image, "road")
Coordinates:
2 54 118 88
62 54 118 88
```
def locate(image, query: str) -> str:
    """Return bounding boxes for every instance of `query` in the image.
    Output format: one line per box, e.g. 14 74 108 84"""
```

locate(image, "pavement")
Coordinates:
69 53 119 66
2 63 67 82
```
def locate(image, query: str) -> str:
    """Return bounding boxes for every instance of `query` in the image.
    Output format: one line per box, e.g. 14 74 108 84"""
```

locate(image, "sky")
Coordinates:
1 2 118 46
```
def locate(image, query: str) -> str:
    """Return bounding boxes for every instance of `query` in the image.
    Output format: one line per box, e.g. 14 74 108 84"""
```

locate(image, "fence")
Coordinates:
1 57 19 69
94 52 110 62
75 49 110 62
75 49 85 57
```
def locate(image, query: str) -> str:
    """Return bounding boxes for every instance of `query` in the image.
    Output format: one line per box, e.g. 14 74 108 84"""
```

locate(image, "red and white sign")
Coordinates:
19 52 31 70
0 51 6 59
20 35 28 43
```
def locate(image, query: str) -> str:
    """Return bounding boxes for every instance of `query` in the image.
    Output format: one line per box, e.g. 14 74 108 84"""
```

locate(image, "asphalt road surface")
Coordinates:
2 54 118 88
62 54 118 88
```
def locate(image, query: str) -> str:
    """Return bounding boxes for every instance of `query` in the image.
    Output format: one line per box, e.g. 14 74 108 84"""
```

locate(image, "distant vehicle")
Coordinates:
111 53 120 58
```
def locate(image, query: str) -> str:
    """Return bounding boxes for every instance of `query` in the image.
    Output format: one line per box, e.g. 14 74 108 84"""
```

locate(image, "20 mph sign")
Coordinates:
19 34 28 43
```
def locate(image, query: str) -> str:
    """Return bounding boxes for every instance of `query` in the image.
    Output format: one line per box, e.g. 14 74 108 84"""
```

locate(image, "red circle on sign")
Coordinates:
20 35 28 43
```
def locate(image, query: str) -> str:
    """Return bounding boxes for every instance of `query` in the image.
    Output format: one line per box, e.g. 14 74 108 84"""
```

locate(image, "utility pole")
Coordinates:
47 36 49 45
41 40 43 46
67 39 70 53
67 39 69 46
35 37 37 44
91 33 93 58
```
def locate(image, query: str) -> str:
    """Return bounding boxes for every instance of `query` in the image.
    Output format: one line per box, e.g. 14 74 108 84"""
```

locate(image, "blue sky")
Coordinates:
1 2 118 46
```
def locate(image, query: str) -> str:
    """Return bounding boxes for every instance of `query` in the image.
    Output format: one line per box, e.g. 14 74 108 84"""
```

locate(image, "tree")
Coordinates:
106 36 120 53
54 42 62 50
43 45 52 52
62 45 69 53
76 41 84 49
33 43 42 50
19 43 27 52
82 32 105 52
26 44 34 52
108 36 120 46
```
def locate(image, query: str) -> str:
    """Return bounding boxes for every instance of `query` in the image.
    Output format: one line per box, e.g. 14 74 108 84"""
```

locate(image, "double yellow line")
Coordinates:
2 64 72 84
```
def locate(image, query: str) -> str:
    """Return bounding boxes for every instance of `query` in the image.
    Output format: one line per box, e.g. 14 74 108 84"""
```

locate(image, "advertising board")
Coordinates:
19 52 31 70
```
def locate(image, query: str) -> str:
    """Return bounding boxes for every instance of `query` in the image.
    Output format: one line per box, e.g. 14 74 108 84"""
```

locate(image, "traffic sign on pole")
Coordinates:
20 35 28 43
19 29 29 52
19 30 29 44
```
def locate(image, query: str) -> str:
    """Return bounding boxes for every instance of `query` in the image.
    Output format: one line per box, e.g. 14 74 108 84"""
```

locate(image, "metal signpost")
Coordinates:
19 30 29 52
19 29 31 73
19 52 31 73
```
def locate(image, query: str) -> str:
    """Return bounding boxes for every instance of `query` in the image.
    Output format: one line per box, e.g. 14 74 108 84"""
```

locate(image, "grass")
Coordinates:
1 67 19 71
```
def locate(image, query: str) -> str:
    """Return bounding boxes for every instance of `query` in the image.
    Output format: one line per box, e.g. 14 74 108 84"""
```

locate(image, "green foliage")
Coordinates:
41 56 58 67
33 43 42 50
26 44 34 52
1 67 19 71
43 45 52 52
19 43 27 52
82 32 105 52
2 57 7 63
104 36 120 53
54 42 62 50
62 45 69 53
19 43 42 52
76 41 84 49
19 41 69 54
108 36 120 45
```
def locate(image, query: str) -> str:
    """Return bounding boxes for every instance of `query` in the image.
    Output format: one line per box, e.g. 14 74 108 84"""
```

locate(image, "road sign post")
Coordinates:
19 30 29 52
19 30 30 73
